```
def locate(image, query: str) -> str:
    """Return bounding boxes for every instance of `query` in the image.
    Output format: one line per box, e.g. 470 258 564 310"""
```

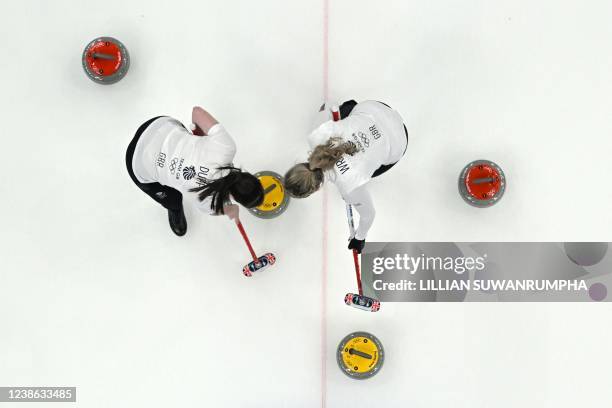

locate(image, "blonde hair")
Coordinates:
285 137 357 198
308 137 358 171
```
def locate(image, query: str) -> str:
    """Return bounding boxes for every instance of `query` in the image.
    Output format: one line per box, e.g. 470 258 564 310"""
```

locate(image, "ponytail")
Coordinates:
190 166 264 214
307 137 357 171
285 137 357 198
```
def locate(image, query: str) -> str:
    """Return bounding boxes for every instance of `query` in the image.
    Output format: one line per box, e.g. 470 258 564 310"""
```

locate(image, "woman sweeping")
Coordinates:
126 106 264 236
284 100 408 253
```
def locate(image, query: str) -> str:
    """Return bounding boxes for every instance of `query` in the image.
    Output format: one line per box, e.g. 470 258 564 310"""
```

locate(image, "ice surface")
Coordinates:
1 0 612 407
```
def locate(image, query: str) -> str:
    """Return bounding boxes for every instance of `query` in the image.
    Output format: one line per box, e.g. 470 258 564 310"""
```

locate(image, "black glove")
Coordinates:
348 238 365 254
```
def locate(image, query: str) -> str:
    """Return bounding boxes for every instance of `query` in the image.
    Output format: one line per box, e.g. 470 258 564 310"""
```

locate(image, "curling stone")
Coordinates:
247 171 290 219
458 159 506 208
337 332 384 380
82 36 130 84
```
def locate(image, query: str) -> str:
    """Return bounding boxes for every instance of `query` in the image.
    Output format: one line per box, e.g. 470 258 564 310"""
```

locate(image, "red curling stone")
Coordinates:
458 160 506 207
82 37 130 84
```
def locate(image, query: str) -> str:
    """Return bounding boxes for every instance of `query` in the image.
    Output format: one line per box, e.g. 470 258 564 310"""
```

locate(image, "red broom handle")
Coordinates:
331 105 340 121
352 249 363 296
236 221 258 261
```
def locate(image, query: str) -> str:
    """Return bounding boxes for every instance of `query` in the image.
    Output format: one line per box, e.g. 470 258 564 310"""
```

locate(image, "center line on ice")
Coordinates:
321 1 330 407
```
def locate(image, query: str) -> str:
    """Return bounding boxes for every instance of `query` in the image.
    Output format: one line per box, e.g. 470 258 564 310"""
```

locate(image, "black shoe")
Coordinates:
168 206 187 236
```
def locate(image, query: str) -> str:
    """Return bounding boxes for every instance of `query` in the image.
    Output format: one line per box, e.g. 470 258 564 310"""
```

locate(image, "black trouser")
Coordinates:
125 116 183 211
339 99 409 178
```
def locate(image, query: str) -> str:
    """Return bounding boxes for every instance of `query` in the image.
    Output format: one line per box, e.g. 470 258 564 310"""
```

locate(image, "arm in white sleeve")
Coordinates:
206 123 225 137
307 121 343 150
201 124 237 162
344 185 376 240
193 195 216 215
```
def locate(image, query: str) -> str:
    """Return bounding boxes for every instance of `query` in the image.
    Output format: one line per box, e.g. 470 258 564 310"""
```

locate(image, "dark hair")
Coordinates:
190 166 264 214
